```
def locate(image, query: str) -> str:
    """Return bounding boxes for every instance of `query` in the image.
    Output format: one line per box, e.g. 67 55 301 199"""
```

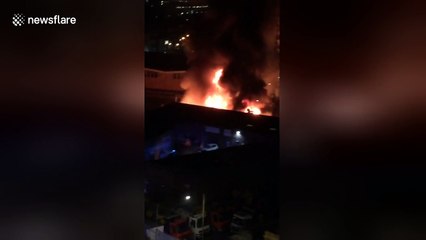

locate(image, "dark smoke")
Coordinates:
186 0 279 110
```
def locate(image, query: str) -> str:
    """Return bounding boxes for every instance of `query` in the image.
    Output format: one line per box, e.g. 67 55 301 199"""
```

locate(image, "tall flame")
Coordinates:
204 69 233 110
212 69 223 85
181 68 268 115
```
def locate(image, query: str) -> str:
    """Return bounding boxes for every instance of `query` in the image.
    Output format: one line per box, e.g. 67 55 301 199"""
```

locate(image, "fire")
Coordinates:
181 68 268 115
203 69 232 110
205 95 228 109
212 69 223 85
242 99 263 115
245 106 262 115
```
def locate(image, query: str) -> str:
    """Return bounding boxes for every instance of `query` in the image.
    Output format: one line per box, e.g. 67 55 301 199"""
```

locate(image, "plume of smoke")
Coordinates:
181 0 279 111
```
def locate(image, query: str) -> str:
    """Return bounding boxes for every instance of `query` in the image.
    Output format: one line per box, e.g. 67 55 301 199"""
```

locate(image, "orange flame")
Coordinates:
203 69 233 110
245 106 262 115
205 95 229 109
242 99 264 115
182 68 268 115
212 69 223 85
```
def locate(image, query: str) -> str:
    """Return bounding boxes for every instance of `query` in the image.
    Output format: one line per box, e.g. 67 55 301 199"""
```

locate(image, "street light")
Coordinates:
184 193 205 239
201 193 205 240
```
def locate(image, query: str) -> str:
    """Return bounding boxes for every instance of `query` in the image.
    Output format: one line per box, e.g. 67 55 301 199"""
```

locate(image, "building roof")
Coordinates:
145 103 279 139
145 52 189 71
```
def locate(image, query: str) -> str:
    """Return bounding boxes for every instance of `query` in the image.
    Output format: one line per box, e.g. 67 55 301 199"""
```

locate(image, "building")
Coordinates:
145 68 186 109
145 0 209 53
145 103 279 161
173 0 209 17
145 52 188 110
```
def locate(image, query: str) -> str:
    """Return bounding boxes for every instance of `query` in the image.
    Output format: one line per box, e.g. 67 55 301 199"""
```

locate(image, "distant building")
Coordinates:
145 0 208 53
145 68 186 109
145 68 186 92
173 0 209 17
145 52 188 110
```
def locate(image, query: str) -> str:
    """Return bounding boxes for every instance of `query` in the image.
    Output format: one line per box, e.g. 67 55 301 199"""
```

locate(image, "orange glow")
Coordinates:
205 95 228 109
203 68 232 110
245 106 262 115
181 68 269 115
212 69 223 85
241 99 264 115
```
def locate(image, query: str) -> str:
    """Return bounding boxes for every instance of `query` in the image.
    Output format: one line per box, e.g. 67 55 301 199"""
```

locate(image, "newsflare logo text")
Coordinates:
12 13 77 27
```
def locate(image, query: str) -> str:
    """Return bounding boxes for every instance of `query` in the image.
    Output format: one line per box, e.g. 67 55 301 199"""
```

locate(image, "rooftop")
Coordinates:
146 102 279 139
